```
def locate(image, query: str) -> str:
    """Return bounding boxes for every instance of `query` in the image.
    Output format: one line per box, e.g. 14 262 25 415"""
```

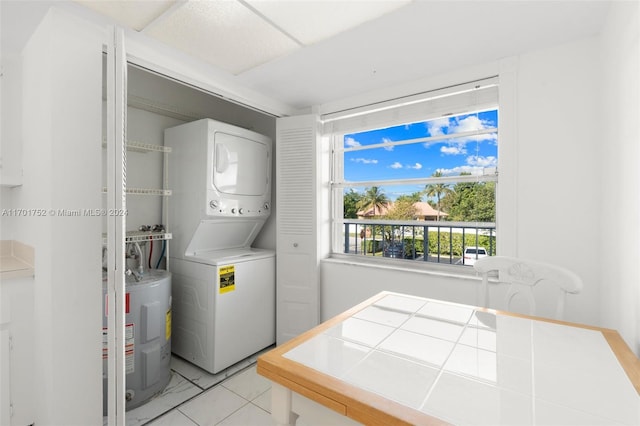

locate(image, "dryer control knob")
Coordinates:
209 200 219 209
231 208 237 214
238 208 244 214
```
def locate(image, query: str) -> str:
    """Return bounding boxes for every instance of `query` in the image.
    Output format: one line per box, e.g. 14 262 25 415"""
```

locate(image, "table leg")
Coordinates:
271 382 298 426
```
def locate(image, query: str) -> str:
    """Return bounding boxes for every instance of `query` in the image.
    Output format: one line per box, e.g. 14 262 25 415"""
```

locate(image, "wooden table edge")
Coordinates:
477 307 640 394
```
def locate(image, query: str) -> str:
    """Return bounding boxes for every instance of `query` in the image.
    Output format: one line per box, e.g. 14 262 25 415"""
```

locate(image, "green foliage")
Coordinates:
363 239 382 254
345 179 495 223
394 233 494 257
356 186 390 217
441 181 495 222
385 198 417 220
343 189 363 219
424 231 496 256
423 171 452 221
397 192 423 203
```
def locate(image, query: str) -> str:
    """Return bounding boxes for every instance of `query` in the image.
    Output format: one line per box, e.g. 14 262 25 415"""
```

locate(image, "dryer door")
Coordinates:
212 131 269 196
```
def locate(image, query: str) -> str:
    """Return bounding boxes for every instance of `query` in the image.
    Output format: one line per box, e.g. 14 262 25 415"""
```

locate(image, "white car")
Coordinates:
463 246 488 266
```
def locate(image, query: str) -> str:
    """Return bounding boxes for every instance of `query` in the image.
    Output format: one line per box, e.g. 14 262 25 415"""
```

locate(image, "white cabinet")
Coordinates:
0 276 34 426
20 7 104 424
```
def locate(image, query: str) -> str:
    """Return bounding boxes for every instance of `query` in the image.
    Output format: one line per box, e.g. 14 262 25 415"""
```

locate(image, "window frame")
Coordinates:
325 78 500 271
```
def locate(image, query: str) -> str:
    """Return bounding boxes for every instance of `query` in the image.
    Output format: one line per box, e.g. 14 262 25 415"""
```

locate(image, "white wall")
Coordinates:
321 36 608 328
513 36 602 325
0 53 22 237
599 1 640 355
321 260 482 320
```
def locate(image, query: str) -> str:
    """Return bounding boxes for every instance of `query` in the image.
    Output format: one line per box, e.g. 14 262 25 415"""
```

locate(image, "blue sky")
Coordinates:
343 109 498 199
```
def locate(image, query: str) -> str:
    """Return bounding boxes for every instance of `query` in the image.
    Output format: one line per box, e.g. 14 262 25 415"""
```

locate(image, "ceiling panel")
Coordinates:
144 0 300 75
236 0 613 109
67 0 612 111
245 0 411 45
74 0 177 31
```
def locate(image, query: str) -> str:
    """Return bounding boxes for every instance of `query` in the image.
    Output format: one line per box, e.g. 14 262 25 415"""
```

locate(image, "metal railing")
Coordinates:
342 220 496 266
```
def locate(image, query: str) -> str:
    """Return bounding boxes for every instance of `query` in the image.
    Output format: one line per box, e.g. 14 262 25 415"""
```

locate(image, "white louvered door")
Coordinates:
276 115 321 345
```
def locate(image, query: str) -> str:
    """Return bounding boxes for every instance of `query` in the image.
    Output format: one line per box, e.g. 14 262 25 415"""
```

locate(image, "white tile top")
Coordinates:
283 293 640 426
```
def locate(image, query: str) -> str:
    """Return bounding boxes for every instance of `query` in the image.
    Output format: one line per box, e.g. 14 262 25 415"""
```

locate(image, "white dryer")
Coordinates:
165 119 275 374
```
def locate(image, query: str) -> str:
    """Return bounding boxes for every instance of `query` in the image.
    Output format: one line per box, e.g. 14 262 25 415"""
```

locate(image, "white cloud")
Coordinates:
427 117 450 137
467 155 497 167
441 145 467 155
425 115 497 146
448 115 498 143
389 162 422 170
382 137 394 151
436 156 497 176
351 158 378 164
345 137 361 147
436 166 485 176
454 115 485 132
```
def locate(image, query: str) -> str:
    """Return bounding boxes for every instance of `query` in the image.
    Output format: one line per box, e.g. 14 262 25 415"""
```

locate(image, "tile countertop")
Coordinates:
258 292 640 426
0 240 34 280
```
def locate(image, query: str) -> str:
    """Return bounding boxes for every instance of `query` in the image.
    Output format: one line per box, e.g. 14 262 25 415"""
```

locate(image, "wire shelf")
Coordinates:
102 187 172 196
102 140 172 153
102 231 172 245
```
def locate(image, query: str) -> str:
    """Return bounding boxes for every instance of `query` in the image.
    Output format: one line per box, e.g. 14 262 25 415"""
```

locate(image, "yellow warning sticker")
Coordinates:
219 265 235 294
165 309 172 341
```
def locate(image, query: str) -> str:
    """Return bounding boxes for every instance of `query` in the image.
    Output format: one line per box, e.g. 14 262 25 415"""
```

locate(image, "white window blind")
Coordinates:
322 76 498 135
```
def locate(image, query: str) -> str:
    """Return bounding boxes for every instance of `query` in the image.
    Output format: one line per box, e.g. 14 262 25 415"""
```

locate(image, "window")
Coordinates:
326 78 498 267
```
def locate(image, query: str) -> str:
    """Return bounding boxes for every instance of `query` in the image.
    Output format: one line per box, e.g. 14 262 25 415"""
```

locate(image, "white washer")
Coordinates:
170 247 275 374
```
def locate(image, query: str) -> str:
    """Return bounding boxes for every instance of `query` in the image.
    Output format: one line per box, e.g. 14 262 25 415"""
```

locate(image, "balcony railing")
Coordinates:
342 220 496 266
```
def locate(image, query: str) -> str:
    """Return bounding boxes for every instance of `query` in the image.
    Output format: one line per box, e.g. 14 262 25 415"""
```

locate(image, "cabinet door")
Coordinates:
0 329 9 426
276 115 321 345
20 7 108 425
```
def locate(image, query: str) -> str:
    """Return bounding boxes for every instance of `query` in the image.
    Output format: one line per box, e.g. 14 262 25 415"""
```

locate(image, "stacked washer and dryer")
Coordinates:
165 118 275 374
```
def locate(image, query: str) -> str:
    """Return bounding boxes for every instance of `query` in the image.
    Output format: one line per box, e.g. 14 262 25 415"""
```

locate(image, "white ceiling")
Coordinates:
70 1 612 111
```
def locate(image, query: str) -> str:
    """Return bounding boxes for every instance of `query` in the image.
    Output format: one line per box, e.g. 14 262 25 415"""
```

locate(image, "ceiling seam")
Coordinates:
236 0 305 48
140 0 189 34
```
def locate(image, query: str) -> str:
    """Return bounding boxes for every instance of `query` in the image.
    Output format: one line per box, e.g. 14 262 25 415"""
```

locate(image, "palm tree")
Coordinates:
424 171 452 221
357 186 389 218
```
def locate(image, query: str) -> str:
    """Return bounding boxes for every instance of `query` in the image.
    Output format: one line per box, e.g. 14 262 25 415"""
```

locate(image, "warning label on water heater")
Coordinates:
102 323 135 374
219 265 235 294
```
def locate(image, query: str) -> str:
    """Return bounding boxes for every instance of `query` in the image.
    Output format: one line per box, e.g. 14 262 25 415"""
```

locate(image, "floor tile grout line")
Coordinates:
212 398 252 426
249 399 272 415
213 400 273 426
222 383 271 406
172 368 209 391
140 362 258 426
176 408 201 426
133 347 276 426
134 368 211 425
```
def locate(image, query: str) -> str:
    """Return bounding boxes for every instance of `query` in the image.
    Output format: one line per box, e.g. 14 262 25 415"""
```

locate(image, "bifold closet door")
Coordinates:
275 115 321 345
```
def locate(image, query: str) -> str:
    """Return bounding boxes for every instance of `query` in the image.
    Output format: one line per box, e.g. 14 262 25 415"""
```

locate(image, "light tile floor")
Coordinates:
119 347 276 426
